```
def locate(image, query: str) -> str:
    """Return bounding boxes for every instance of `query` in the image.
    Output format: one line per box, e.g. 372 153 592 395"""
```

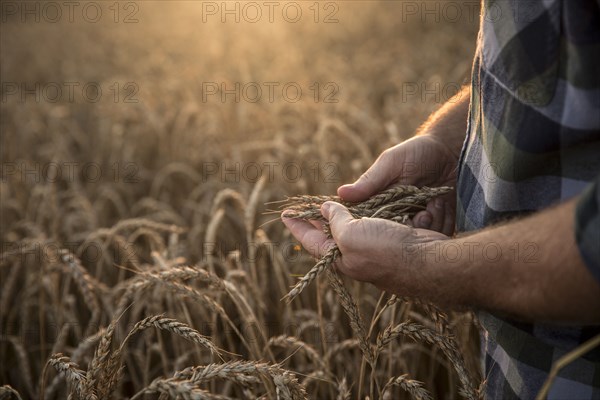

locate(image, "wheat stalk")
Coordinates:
265 335 326 370
48 354 94 400
121 314 221 356
278 185 479 399
138 378 233 400
378 322 477 400
84 322 118 399
283 246 341 303
0 385 23 400
3 14 483 400
327 268 375 365
44 329 105 400
382 374 432 400
59 250 101 336
173 361 308 400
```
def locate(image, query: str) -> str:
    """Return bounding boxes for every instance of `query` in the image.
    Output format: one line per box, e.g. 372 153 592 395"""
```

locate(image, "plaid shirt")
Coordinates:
456 0 600 399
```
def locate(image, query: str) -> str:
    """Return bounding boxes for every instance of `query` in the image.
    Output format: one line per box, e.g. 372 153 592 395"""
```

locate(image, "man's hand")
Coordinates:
338 135 458 235
284 196 600 323
282 84 600 322
282 201 447 296
335 86 471 235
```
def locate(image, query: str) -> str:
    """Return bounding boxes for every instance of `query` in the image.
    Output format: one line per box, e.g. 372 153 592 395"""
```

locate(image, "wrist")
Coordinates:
407 239 476 308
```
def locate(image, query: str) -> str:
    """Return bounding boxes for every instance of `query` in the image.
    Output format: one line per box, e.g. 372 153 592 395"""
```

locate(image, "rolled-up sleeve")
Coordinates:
575 176 600 283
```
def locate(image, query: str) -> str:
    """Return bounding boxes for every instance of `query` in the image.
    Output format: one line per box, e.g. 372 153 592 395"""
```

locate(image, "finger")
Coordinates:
426 198 445 233
413 210 433 229
337 151 395 202
309 219 326 231
441 201 456 236
282 216 332 258
321 202 355 240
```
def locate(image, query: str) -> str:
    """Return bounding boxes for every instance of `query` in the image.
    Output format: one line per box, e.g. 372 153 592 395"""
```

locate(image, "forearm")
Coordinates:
416 199 600 323
416 85 470 159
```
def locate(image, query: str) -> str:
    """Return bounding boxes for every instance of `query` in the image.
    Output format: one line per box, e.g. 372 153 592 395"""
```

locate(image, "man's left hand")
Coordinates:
282 201 447 296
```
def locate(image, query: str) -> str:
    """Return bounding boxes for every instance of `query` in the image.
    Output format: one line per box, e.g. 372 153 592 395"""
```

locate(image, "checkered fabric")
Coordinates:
455 0 600 399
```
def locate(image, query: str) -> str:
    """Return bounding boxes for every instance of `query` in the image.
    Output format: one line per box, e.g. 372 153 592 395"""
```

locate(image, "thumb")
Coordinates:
337 153 393 202
321 201 354 239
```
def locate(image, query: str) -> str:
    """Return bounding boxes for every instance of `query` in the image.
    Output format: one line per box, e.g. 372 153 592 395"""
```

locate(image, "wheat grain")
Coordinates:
336 377 351 400
121 314 221 356
48 354 93 400
382 374 432 400
84 321 116 399
172 361 308 400
140 378 233 400
44 329 105 400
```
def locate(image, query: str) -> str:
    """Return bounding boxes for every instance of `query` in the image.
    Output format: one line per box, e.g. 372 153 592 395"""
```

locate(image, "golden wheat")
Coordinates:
0 3 490 398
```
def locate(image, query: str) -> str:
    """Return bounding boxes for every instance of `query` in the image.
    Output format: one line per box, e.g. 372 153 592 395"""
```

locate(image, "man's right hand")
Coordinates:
338 135 460 236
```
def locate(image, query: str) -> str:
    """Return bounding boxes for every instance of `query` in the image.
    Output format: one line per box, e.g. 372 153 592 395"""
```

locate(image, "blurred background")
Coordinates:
1 0 479 197
1 1 481 399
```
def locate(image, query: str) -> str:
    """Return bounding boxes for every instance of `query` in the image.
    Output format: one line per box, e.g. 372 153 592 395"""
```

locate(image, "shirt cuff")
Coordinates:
575 177 600 284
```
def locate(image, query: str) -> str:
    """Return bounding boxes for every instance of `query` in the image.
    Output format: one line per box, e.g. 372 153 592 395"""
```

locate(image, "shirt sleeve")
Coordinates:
575 175 600 284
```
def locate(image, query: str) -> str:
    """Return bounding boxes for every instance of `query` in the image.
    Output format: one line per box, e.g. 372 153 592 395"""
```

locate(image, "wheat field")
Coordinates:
0 1 482 399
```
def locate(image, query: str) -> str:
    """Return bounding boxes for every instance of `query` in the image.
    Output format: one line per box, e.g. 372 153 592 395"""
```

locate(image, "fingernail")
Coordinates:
281 210 292 219
420 214 432 229
435 198 444 209
321 202 331 215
